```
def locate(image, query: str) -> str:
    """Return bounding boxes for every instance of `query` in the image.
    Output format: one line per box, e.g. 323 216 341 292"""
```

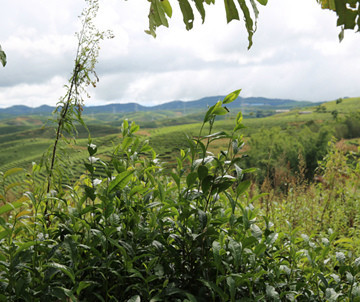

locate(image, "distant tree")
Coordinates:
331 109 339 120
316 105 327 113
336 98 343 104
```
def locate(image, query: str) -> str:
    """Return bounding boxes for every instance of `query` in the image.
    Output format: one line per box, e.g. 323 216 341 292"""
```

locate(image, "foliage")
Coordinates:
244 124 332 184
1 92 360 301
317 0 360 41
146 0 267 49
0 45 6 67
257 140 360 239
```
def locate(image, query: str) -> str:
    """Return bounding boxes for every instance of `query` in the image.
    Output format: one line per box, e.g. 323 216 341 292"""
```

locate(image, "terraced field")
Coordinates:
1 97 359 194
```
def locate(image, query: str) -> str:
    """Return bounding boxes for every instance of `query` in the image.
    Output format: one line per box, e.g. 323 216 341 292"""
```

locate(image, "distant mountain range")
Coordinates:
0 96 319 116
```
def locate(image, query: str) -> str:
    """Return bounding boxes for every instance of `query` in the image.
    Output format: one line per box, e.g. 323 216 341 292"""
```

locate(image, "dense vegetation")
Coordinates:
1 0 360 299
1 91 360 301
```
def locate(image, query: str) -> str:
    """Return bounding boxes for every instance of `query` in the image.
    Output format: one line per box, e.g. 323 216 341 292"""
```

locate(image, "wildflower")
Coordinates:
89 156 99 164
93 178 102 186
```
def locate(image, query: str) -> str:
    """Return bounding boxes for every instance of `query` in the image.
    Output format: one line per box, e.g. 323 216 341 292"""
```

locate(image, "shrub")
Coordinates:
0 92 359 301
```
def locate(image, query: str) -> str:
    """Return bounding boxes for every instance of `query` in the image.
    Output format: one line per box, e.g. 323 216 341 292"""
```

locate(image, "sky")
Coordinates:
0 0 360 108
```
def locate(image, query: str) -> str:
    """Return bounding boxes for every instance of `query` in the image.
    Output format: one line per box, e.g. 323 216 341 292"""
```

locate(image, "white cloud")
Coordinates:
1 0 360 108
0 76 67 107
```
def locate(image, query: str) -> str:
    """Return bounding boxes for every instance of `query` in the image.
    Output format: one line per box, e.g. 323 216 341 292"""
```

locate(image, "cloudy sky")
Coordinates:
0 0 360 108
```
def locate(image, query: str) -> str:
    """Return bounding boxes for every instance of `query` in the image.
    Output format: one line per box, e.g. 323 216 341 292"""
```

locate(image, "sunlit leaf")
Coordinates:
3 167 24 179
223 89 241 104
160 0 172 18
108 170 134 192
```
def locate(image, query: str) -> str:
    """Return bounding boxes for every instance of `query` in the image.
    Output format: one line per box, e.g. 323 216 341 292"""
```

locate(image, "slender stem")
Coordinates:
45 64 80 216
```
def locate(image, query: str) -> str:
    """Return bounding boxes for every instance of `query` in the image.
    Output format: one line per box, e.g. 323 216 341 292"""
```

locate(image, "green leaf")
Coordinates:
203 131 229 139
108 170 134 193
122 136 133 150
3 167 24 179
198 209 207 230
250 224 262 239
178 0 194 30
128 295 141 302
185 293 197 302
228 238 242 267
160 0 172 18
204 103 217 123
256 0 267 5
186 171 198 187
76 281 93 296
198 165 208 180
194 0 206 23
84 163 94 174
85 185 96 201
212 106 229 116
158 183 165 202
237 0 255 49
325 288 341 301
171 172 180 188
0 199 23 215
223 89 241 104
212 241 224 273
254 243 266 256
202 175 213 194
236 179 251 196
266 285 279 300
236 111 243 124
226 277 236 302
224 0 240 23
45 263 75 284
249 0 259 19
0 45 6 67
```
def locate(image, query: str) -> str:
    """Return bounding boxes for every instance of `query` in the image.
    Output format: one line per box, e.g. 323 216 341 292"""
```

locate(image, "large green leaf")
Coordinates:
178 0 195 30
108 170 135 193
194 0 206 23
224 0 240 23
146 0 170 37
160 0 172 18
237 0 255 49
223 89 241 104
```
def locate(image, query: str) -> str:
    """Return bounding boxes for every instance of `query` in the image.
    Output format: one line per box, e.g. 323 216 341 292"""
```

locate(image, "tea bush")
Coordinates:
0 92 360 301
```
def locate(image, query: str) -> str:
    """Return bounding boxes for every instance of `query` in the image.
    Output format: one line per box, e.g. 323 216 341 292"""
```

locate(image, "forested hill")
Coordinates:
0 96 318 117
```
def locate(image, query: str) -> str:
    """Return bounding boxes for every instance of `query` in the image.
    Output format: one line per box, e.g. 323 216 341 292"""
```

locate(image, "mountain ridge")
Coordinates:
0 96 319 116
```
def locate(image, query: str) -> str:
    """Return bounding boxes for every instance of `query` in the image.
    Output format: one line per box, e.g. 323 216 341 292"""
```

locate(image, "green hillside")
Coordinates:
1 97 359 182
